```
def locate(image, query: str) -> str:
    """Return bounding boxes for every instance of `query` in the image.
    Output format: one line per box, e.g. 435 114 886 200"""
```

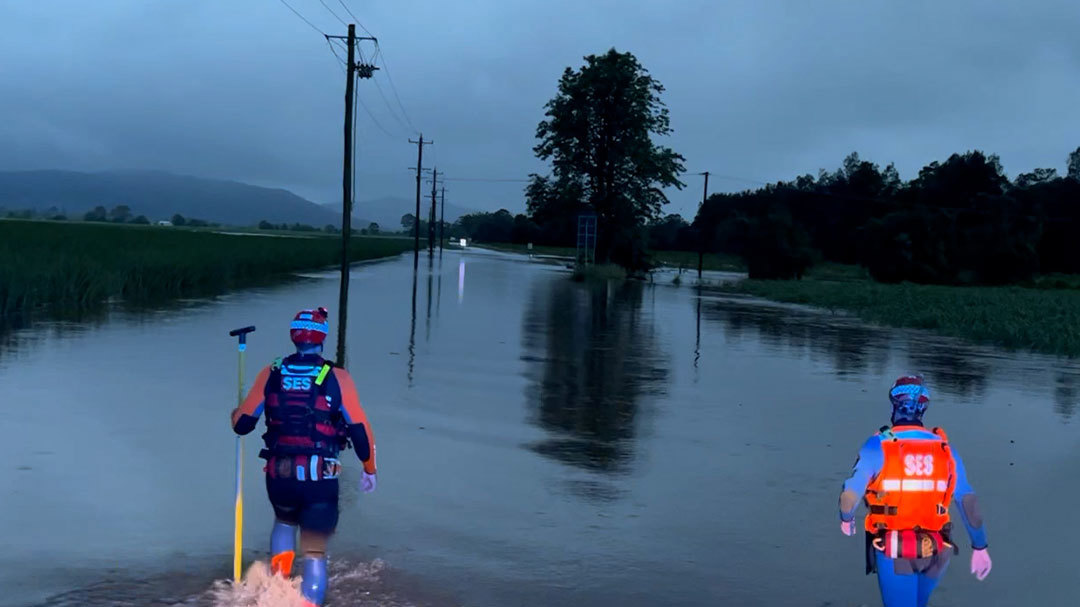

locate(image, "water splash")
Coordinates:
208 559 407 607
207 561 304 607
31 558 432 607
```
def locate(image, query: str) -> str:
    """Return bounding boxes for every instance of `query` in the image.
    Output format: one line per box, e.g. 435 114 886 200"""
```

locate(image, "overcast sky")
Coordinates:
2 0 1078 217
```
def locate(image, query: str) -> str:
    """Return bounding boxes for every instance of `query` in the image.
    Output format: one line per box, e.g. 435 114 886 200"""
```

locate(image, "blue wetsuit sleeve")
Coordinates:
951 450 988 549
839 436 883 522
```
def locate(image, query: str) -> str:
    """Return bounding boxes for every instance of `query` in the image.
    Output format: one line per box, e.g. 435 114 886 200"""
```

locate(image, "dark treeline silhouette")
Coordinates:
693 148 1080 283
447 207 696 258
257 219 321 232
450 209 543 245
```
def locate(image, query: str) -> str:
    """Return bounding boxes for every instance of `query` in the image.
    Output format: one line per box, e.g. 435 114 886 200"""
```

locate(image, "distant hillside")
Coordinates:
0 170 342 227
325 195 478 231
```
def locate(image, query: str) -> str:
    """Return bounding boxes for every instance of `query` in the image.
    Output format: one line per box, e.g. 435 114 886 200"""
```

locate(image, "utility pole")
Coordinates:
327 24 378 366
408 135 434 269
429 167 438 254
336 24 356 367
439 186 446 253
697 171 710 279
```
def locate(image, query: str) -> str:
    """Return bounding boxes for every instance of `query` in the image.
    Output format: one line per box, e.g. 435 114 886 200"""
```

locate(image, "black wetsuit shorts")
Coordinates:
265 475 340 534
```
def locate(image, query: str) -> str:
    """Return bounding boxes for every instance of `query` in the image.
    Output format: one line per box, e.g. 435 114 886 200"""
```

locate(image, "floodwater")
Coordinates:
1 248 1077 606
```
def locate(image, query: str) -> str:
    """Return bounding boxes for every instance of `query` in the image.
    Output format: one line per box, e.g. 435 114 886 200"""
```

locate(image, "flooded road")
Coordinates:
1 248 1077 606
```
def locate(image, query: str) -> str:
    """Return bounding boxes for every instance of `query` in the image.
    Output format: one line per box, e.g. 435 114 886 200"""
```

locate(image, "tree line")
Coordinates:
693 148 1080 283
440 207 696 257
0 204 218 227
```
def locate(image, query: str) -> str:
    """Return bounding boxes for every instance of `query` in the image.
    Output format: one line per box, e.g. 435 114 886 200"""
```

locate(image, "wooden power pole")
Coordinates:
409 135 433 269
328 23 377 365
439 186 446 253
697 171 710 279
429 168 438 254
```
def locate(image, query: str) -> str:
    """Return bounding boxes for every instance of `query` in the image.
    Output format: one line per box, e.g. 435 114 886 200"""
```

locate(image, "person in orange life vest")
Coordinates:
230 307 376 607
838 375 992 607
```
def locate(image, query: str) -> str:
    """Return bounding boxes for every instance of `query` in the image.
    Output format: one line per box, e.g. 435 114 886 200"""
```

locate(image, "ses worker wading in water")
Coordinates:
838 375 993 607
231 307 377 607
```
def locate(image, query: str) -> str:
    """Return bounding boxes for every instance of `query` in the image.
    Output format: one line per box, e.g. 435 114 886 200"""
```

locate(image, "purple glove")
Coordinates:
840 520 856 536
971 548 992 580
360 471 377 494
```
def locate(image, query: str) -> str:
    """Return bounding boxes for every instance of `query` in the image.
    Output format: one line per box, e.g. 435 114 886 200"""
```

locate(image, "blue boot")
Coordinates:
269 521 296 576
300 556 328 606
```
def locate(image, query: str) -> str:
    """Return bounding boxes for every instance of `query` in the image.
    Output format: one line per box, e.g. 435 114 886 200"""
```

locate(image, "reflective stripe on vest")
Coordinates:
315 364 331 386
880 479 950 492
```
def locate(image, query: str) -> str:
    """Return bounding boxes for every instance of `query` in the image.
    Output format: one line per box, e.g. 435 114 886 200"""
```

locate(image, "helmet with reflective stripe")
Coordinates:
890 375 930 421
290 307 329 346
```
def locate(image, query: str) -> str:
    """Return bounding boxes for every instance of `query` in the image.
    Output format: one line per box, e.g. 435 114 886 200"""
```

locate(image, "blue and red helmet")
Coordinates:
889 375 930 421
290 307 329 346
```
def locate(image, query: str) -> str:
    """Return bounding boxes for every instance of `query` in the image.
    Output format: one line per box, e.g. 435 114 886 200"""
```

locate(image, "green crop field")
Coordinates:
0 220 412 324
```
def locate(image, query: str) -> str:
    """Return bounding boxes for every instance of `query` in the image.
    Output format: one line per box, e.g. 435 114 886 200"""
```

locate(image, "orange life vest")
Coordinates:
864 425 956 533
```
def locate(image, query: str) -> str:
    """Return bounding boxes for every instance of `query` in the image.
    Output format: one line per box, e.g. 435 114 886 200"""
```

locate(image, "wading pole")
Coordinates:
228 325 256 583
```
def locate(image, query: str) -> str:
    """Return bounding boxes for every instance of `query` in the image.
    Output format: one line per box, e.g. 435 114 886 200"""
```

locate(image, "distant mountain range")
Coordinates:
0 170 477 228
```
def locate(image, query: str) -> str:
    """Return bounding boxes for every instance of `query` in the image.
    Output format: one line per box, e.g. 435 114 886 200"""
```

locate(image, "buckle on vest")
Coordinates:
873 529 950 559
273 455 341 481
322 457 341 479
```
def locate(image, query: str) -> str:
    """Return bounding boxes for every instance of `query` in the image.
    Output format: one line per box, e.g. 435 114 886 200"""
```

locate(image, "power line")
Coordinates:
316 0 348 26
371 76 412 133
335 0 374 38
276 0 326 35
335 0 375 38
335 0 360 22
374 42 419 134
356 88 401 139
421 121 441 179
325 37 347 69
443 177 533 183
329 37 348 55
710 173 771 187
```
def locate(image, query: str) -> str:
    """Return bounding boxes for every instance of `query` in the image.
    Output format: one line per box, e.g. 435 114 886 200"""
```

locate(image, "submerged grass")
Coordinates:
0 220 413 324
476 242 746 272
650 250 745 272
571 264 628 282
719 274 1080 356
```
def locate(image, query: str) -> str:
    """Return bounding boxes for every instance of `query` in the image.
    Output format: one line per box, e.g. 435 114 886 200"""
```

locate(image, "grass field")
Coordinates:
719 274 1080 357
0 220 413 324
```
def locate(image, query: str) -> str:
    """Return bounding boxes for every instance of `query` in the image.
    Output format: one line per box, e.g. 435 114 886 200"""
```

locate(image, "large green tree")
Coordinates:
1069 146 1080 181
528 48 685 269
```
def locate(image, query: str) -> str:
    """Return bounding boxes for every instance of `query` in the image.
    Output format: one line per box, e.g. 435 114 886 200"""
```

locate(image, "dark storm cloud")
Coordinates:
2 0 1078 217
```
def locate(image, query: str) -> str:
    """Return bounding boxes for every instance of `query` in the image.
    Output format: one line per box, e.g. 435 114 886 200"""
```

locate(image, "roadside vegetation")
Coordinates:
0 220 412 326
718 269 1080 356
